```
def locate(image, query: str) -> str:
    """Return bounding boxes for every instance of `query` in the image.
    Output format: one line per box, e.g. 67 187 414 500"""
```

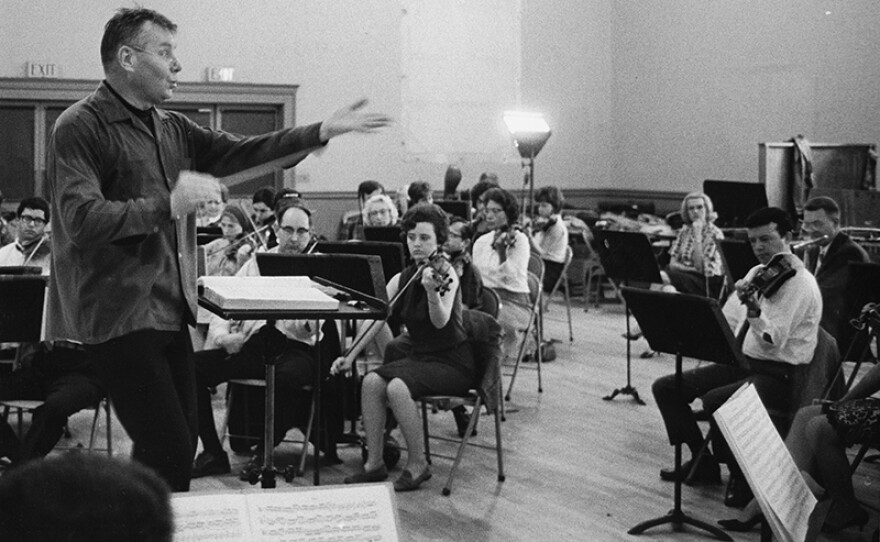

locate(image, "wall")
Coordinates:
608 0 880 191
2 0 877 202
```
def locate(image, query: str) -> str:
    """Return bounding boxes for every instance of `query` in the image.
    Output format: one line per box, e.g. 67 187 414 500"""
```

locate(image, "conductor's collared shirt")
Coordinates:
46 81 324 345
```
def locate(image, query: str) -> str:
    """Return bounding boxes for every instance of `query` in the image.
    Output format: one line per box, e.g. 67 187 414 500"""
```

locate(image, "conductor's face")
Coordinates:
126 22 181 106
275 207 312 254
747 223 788 265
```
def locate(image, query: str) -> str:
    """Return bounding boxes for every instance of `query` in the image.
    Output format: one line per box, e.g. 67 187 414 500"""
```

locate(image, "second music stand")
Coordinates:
622 287 741 542
594 230 662 405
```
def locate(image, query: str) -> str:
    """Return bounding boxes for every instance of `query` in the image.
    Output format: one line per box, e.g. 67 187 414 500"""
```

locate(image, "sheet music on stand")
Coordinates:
713 383 817 542
172 483 400 542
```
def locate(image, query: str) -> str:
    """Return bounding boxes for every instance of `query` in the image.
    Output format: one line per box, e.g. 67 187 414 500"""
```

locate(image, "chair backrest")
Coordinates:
528 252 544 282
462 309 503 412
526 271 542 306
788 326 840 413
477 287 501 319
0 275 47 343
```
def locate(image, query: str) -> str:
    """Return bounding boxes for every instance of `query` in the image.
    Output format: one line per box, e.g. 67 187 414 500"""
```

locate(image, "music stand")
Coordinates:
622 287 741 542
313 241 404 283
435 200 472 221
703 180 768 229
200 256 386 489
824 262 880 396
594 230 662 405
363 225 403 245
718 239 759 301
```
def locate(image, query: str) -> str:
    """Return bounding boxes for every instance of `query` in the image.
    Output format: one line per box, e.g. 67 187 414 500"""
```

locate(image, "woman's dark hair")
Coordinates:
101 8 177 68
469 178 500 208
407 181 433 207
0 454 174 542
448 215 474 241
482 187 519 225
534 186 565 213
744 206 794 237
400 203 450 246
357 180 384 202
251 187 276 208
221 206 255 234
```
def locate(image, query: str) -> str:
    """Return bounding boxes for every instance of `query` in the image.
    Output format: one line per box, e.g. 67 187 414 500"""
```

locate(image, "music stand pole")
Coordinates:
603 278 645 405
595 231 662 405
622 287 737 541
627 350 730 541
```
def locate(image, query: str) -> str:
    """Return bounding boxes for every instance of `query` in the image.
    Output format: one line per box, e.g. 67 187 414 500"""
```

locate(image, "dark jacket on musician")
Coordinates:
804 232 870 348
45 81 324 344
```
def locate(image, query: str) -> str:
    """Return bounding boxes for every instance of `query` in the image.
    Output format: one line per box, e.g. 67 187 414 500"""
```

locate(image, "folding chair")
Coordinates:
419 309 505 495
219 379 316 477
0 397 113 455
542 245 574 342
504 271 544 401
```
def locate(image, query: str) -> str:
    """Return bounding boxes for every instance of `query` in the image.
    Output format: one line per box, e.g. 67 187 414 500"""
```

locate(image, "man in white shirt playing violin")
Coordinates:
651 207 821 508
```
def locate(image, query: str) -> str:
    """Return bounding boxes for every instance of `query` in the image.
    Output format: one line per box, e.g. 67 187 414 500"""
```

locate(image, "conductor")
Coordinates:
45 7 390 491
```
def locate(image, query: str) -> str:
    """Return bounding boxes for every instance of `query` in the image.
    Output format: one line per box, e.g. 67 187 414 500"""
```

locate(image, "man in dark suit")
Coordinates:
800 196 869 346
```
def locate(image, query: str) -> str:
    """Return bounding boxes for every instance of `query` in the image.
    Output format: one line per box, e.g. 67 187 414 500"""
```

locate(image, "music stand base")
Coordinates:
602 385 645 405
628 509 732 541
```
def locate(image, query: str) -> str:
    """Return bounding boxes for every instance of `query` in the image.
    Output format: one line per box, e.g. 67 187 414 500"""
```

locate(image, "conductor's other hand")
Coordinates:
172 171 221 219
217 332 247 355
319 98 393 141
330 356 354 377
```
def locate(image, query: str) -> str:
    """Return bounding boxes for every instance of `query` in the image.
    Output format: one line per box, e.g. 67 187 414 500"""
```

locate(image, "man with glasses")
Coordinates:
45 7 390 491
0 196 105 467
191 198 323 479
0 197 51 273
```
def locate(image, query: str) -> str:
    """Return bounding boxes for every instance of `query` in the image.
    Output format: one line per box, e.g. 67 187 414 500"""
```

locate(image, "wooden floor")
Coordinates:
41 294 880 541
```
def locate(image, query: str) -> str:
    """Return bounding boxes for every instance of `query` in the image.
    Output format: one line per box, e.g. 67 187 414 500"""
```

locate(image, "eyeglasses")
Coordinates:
128 45 179 65
483 207 505 216
279 226 311 237
367 209 391 217
19 215 46 226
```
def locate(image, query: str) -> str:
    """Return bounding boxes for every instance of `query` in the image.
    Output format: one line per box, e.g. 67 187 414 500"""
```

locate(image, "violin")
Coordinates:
422 251 453 296
532 216 558 234
738 253 796 316
205 224 272 258
491 225 522 262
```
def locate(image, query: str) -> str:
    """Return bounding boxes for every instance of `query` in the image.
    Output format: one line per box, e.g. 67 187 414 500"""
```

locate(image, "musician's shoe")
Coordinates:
452 406 477 438
344 464 389 484
238 454 263 482
191 450 230 478
724 472 754 508
659 456 721 485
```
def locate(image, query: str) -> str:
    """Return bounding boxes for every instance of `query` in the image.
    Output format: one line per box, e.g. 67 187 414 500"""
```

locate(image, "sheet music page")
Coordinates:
714 383 816 542
173 492 252 542
244 484 400 542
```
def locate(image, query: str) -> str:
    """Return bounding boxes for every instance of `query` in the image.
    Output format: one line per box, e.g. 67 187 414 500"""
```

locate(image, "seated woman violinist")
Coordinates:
330 203 475 492
202 206 258 277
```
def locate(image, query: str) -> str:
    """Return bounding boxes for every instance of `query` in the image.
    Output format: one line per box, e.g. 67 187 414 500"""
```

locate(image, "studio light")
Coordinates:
504 111 551 218
504 111 551 159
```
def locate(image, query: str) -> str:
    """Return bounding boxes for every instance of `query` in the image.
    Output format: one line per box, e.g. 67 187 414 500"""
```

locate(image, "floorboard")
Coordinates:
36 294 880 541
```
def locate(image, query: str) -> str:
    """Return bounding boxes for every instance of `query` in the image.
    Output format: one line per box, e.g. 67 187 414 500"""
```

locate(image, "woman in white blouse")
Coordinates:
472 187 533 360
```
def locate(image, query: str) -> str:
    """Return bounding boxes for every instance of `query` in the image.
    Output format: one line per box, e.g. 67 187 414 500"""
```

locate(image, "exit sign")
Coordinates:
207 67 234 82
27 62 60 78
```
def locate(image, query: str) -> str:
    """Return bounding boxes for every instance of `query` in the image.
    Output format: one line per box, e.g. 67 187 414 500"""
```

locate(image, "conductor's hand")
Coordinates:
330 356 354 377
172 171 222 219
319 98 393 141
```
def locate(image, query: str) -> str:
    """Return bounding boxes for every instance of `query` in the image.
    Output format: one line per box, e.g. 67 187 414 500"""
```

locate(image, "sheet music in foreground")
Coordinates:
172 483 400 542
713 383 816 542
